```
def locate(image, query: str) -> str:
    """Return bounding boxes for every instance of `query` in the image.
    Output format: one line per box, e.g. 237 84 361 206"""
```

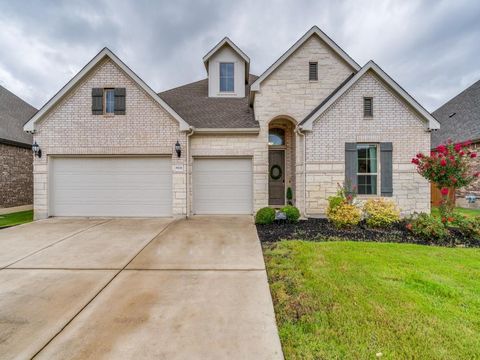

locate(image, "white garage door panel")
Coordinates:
50 157 172 217
193 158 252 214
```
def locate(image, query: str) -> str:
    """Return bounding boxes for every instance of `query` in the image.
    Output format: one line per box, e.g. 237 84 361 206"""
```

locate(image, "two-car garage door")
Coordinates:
49 157 172 217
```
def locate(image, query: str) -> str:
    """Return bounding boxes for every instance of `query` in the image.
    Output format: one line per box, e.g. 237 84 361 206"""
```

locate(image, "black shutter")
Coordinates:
309 62 318 81
92 88 103 115
345 143 357 190
380 142 393 197
114 88 126 115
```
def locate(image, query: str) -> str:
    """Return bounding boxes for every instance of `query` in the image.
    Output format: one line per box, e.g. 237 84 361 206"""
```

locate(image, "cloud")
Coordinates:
0 0 479 111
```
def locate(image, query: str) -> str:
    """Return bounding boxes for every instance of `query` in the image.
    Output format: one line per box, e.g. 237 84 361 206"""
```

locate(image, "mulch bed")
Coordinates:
256 218 480 247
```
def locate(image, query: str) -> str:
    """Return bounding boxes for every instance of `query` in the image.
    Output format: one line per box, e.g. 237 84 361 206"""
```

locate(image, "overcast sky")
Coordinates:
0 0 479 112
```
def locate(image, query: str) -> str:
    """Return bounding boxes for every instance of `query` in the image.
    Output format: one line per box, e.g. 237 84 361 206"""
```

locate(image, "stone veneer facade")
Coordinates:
0 143 33 208
32 59 187 219
456 142 480 208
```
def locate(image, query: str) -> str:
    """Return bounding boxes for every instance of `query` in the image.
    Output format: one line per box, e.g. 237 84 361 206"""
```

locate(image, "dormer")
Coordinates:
203 37 250 98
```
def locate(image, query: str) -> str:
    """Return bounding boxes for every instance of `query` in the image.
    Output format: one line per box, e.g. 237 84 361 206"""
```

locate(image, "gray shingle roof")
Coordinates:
158 75 258 129
0 85 36 146
431 79 480 148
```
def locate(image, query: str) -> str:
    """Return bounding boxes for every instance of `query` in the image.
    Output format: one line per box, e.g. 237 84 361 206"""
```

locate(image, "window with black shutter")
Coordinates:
309 62 318 81
364 97 373 117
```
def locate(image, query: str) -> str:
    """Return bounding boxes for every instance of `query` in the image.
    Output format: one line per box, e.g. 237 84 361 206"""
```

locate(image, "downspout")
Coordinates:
186 126 195 219
295 125 309 218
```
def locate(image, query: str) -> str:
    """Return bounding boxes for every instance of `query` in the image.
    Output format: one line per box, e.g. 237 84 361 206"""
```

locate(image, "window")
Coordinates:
309 62 318 81
220 62 234 92
104 89 115 114
268 128 285 146
364 97 373 117
357 144 378 195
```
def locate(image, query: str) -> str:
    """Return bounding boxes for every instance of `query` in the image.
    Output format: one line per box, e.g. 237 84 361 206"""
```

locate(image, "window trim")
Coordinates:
309 61 318 81
356 143 379 196
103 88 115 115
219 62 235 93
363 97 373 118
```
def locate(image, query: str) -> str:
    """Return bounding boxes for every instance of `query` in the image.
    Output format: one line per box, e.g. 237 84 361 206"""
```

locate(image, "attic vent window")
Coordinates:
449 112 456 118
364 97 373 117
309 62 318 81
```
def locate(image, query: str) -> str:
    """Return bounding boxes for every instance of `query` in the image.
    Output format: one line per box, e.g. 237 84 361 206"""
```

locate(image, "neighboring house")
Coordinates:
432 79 480 208
0 85 36 209
23 26 439 220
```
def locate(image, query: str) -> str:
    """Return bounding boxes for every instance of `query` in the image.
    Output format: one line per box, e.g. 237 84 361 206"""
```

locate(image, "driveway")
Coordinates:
0 216 283 359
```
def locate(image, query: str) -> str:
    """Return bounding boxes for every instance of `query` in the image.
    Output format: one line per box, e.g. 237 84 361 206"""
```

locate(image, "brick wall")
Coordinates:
33 58 187 219
305 71 431 215
0 143 33 207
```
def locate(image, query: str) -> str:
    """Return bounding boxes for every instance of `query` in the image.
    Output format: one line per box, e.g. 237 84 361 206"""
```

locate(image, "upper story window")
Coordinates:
364 97 373 117
104 89 115 114
220 62 234 92
269 128 285 146
357 144 378 195
309 62 318 81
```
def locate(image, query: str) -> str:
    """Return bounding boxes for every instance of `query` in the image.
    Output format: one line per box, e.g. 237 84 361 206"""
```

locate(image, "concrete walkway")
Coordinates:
0 216 283 359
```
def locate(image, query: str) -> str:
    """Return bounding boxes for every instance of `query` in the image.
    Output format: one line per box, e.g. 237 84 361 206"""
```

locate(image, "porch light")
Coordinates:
175 141 181 158
32 141 42 158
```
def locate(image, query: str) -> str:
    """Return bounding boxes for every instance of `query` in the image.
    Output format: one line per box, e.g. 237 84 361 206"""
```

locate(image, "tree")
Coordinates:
412 140 479 221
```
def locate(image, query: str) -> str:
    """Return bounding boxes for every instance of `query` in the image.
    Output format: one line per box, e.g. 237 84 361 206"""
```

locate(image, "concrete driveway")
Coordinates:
0 216 283 359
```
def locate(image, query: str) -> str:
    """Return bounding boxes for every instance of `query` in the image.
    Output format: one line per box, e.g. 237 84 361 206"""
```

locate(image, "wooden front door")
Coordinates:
269 150 285 205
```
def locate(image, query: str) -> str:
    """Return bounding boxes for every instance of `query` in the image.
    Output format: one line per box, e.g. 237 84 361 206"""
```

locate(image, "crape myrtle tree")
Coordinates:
411 140 479 221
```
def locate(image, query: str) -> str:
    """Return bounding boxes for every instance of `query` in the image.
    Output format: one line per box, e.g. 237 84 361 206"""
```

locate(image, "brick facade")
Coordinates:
0 143 33 208
30 33 431 218
456 143 480 208
305 72 431 215
33 58 187 219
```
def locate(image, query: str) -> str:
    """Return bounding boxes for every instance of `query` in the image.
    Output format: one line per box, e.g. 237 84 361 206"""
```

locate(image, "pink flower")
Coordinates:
475 172 480 177
440 159 447 166
411 158 420 165
416 153 424 158
454 144 462 152
471 153 477 158
440 188 449 196
459 151 465 156
436 145 447 154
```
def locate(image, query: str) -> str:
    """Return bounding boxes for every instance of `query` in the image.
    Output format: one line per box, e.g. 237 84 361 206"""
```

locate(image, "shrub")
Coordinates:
281 205 301 222
406 213 449 240
452 215 480 239
255 207 276 225
286 187 293 205
327 195 344 213
327 203 362 228
363 198 400 228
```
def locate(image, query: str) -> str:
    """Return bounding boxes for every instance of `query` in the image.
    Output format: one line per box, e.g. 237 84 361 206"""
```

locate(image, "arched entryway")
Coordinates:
268 117 296 206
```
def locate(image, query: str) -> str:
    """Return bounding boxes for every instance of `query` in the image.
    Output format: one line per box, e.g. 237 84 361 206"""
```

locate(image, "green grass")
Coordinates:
0 210 33 228
431 206 480 218
264 241 480 359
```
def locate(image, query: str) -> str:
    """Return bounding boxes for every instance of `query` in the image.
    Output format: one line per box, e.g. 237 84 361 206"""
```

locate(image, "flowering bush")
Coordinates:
405 213 449 240
412 140 479 219
363 198 400 228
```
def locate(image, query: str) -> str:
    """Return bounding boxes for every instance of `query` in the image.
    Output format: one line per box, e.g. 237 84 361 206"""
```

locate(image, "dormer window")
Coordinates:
220 62 234 92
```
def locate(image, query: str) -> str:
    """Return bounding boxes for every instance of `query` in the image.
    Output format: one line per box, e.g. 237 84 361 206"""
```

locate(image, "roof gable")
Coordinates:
251 26 361 92
202 37 250 80
24 48 190 132
300 60 440 131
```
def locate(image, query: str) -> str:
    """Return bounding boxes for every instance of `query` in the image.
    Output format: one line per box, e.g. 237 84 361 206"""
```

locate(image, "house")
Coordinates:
23 26 439 220
432 79 480 208
0 85 36 209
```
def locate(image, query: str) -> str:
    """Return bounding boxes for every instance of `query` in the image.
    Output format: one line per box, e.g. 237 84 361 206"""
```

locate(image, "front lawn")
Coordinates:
265 241 480 359
0 210 33 228
431 206 480 218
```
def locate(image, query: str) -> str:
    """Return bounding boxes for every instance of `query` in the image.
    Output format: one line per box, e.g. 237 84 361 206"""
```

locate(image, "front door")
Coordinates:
269 150 285 205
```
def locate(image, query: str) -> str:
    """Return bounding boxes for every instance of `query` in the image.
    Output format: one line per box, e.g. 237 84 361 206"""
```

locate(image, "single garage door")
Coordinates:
50 157 172 217
193 158 253 214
